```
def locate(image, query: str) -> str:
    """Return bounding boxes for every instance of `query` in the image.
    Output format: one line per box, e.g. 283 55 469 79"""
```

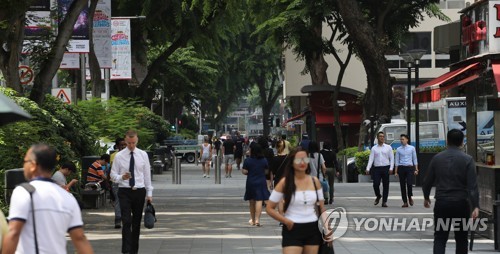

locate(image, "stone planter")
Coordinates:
416 152 438 186
358 174 372 182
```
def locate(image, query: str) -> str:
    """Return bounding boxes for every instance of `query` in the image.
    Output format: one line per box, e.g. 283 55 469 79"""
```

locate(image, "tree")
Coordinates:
88 0 103 98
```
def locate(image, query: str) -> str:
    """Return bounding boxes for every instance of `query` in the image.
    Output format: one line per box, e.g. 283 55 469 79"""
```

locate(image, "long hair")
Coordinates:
250 143 264 158
276 140 285 154
308 140 319 158
283 147 310 213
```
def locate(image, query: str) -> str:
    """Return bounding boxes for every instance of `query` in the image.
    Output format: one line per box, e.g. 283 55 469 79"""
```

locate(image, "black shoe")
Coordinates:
409 197 414 206
382 202 388 207
115 224 121 229
374 196 382 205
329 199 333 204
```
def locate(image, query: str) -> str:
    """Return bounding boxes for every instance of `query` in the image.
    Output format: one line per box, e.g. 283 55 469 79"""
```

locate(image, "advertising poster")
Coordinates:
25 0 52 40
59 0 90 52
110 19 132 80
93 0 112 68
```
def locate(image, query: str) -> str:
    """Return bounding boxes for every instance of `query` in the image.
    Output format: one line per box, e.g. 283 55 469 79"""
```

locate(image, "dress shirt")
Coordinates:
110 147 154 197
366 143 394 172
395 144 418 166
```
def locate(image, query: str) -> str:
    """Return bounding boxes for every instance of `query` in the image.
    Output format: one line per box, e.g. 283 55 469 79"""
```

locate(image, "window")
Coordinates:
419 124 439 139
384 126 407 145
438 0 465 9
386 32 432 68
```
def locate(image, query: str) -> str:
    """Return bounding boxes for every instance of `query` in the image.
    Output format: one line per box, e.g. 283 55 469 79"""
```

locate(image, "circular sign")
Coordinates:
337 100 347 107
19 66 34 85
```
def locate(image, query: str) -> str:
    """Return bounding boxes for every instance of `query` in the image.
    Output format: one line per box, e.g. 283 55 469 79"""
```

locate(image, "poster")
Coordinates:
92 0 112 68
25 0 52 40
110 19 132 80
60 53 80 69
59 0 90 52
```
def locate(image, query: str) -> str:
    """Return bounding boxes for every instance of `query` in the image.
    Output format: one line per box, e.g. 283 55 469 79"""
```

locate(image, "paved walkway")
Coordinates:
70 163 495 254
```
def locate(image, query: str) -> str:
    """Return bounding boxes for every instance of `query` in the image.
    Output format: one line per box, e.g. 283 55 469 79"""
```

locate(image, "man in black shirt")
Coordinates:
234 132 245 170
222 135 235 178
423 129 479 253
320 141 340 204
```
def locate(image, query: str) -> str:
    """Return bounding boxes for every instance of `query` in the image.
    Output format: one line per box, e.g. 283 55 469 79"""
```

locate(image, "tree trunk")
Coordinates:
88 0 103 99
336 0 393 149
0 12 25 94
29 0 88 105
308 20 329 86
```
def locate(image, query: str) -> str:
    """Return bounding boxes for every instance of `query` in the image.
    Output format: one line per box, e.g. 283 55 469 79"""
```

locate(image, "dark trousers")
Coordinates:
118 188 146 254
325 167 335 201
398 166 415 203
372 166 390 203
433 199 470 254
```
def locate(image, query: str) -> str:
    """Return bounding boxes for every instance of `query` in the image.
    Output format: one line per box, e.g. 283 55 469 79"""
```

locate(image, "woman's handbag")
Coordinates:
312 177 335 254
144 201 157 229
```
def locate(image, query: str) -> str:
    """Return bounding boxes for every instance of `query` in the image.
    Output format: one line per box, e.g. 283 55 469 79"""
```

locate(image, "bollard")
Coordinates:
214 155 219 184
178 157 182 184
195 151 199 166
172 156 177 184
342 154 348 183
217 153 222 184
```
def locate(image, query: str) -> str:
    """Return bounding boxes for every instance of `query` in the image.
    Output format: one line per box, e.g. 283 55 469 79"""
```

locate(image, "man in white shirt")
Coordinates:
365 132 394 207
3 144 93 254
110 130 153 254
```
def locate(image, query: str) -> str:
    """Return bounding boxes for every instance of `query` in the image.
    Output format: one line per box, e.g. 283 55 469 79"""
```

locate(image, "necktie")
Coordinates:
129 151 135 187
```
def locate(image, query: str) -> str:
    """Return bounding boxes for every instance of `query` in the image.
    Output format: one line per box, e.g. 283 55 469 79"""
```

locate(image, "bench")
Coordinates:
81 189 106 209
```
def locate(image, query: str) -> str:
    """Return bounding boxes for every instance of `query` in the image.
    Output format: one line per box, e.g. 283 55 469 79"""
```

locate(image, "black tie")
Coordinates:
129 151 135 187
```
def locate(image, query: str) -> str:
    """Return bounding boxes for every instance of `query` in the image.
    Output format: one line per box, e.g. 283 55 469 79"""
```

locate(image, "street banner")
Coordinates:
59 0 90 53
110 19 132 80
92 0 112 68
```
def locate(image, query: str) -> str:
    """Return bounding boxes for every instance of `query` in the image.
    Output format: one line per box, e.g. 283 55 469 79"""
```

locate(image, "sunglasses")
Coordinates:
293 157 310 164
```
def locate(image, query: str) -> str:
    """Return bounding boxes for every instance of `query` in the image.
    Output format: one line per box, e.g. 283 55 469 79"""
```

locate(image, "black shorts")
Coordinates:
234 150 243 159
282 221 322 247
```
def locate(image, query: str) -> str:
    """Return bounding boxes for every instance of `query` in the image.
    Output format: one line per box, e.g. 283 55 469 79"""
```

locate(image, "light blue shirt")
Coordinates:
395 144 418 166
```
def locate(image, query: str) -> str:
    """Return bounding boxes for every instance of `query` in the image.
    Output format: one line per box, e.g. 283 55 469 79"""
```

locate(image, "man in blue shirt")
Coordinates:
394 134 419 208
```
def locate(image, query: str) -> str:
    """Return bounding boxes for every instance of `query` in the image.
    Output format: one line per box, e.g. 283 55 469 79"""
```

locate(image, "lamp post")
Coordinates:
400 53 413 142
407 49 426 155
399 49 426 151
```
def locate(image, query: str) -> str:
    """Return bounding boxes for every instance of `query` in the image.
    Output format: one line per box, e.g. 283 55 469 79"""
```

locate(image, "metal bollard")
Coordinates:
172 156 177 184
178 157 182 184
342 154 348 183
195 151 199 166
217 153 222 184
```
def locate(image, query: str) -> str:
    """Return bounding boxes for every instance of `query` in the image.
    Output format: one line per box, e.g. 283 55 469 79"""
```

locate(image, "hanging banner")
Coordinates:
25 0 52 40
93 0 112 68
59 0 90 53
111 19 132 80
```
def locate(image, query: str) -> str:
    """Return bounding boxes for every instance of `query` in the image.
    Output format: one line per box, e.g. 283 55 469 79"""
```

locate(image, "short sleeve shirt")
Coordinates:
223 140 235 155
8 180 83 254
51 171 66 186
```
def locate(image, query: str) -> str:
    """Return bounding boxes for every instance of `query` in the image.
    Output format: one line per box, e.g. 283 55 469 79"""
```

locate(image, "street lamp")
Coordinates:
400 49 426 152
400 53 413 143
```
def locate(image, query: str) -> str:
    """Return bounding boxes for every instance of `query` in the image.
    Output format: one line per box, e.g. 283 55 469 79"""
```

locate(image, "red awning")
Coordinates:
413 62 483 103
315 111 361 125
492 60 500 93
284 112 306 125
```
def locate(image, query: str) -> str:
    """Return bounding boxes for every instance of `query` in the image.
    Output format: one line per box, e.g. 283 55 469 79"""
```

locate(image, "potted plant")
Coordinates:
355 150 372 182
416 146 446 186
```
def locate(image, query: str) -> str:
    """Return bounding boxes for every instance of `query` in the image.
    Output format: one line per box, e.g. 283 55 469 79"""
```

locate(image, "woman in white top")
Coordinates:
200 138 212 178
266 148 331 254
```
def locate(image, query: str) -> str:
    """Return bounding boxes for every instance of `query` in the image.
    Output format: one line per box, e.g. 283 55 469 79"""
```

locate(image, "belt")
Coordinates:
119 187 144 191
399 165 414 167
373 165 390 168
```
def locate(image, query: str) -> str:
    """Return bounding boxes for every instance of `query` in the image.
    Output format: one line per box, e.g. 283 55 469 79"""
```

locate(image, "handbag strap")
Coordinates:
312 176 320 217
20 183 39 254
316 153 326 179
277 154 289 172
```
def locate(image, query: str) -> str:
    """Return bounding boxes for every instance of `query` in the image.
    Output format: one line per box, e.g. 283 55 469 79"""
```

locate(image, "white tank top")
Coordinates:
202 143 211 155
269 189 324 223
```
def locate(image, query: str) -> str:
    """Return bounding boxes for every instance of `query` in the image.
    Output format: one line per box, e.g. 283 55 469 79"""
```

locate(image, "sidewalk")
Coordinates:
70 163 495 254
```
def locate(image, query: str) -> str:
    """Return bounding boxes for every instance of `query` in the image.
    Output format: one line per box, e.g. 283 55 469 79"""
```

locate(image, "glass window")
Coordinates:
384 126 407 145
419 124 439 139
439 0 465 9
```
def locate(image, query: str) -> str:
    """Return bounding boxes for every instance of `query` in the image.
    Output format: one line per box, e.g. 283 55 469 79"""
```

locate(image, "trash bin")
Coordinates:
5 168 25 204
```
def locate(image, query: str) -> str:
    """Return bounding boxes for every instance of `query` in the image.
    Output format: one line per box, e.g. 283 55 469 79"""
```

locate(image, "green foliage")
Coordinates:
420 146 446 153
354 150 371 174
338 146 358 158
76 98 171 149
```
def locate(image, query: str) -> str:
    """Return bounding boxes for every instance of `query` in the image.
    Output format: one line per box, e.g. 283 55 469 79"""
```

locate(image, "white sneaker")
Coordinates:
203 174 207 178
207 175 210 178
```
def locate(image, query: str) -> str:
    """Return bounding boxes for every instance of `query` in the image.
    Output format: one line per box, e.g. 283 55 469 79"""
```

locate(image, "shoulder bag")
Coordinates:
20 183 39 254
312 178 335 254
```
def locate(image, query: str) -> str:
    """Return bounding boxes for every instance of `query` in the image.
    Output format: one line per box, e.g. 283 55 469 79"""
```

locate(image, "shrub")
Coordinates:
420 146 446 153
354 150 371 174
338 147 358 158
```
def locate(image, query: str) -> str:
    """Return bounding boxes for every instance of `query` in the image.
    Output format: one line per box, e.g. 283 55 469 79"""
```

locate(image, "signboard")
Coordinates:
51 88 72 104
92 0 112 68
18 66 34 85
459 1 500 57
490 1 500 53
25 0 52 40
60 53 80 69
111 19 132 80
59 0 90 53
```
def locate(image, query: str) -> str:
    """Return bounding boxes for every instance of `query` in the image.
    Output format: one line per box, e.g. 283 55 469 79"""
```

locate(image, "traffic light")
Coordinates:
268 117 274 127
